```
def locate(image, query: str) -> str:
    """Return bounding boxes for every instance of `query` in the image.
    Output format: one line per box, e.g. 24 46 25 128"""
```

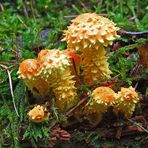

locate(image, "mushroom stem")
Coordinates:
82 46 111 84
24 77 50 99
51 67 78 112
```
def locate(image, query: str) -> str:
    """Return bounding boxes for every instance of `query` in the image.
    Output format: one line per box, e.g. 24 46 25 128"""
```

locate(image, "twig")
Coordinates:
64 14 107 19
134 82 139 89
0 64 19 117
0 2 4 11
30 0 35 19
88 75 119 89
118 29 148 38
17 15 29 29
127 119 148 133
64 15 77 18
22 0 29 18
65 97 88 116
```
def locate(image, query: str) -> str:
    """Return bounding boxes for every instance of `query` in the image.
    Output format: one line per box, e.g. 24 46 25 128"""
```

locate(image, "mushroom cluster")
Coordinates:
83 86 139 124
17 13 140 124
63 13 120 84
18 49 78 114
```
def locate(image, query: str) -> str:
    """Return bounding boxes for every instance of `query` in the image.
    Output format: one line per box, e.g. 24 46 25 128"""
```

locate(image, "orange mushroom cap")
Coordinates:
28 105 48 123
119 87 139 103
114 86 139 118
84 86 117 114
91 87 117 105
18 59 39 79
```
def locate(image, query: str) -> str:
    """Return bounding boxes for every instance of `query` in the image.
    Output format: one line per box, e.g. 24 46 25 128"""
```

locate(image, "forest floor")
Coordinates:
0 1 148 148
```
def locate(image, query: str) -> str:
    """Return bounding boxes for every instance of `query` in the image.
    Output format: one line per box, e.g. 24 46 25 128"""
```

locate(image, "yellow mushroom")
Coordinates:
28 105 48 123
114 86 139 118
37 49 78 112
63 13 120 84
17 59 50 99
84 86 117 124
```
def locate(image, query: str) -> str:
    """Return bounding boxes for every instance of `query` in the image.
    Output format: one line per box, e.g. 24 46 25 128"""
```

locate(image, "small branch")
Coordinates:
64 14 107 19
127 119 148 133
0 2 4 11
30 0 35 19
118 29 148 38
22 0 29 18
64 15 77 18
88 76 118 90
0 64 19 117
17 15 29 29
65 97 88 116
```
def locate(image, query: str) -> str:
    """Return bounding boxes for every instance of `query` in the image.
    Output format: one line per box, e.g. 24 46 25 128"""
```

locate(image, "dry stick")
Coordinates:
65 97 88 116
127 119 148 133
0 64 19 117
0 2 4 11
30 0 35 19
22 0 29 18
118 29 148 37
17 15 29 29
63 15 77 18
64 14 107 18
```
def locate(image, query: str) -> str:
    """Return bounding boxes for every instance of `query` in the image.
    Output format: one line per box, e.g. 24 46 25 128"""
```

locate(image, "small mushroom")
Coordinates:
28 105 48 123
17 59 50 99
114 86 139 118
84 87 117 124
37 49 78 112
63 13 119 84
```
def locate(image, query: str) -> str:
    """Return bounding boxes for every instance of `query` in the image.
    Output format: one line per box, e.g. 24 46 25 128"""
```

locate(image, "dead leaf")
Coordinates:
138 43 148 68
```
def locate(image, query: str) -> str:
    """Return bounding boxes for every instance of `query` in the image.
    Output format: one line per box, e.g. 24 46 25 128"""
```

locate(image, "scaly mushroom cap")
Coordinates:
63 13 119 50
18 58 50 99
63 49 81 75
114 86 139 118
37 49 70 79
84 87 117 114
18 59 39 80
119 87 138 102
28 105 48 123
